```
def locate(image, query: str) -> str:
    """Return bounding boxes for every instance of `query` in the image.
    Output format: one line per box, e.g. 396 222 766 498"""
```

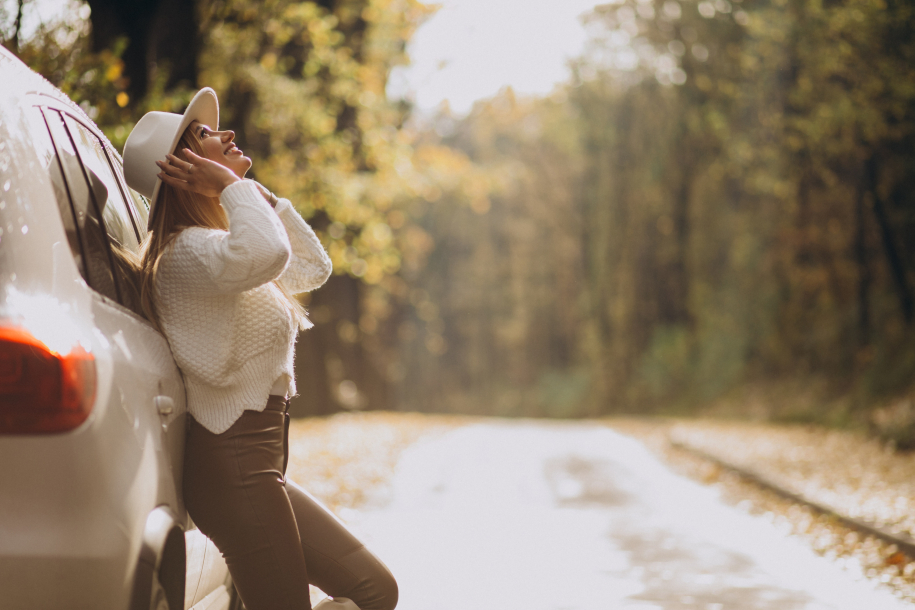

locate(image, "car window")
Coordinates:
41 109 121 304
111 159 150 236
34 109 88 282
61 114 145 316
62 115 141 251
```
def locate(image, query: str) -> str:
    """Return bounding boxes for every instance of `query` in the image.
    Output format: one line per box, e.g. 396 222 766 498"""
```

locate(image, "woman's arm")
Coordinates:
157 153 292 294
176 181 292 294
271 197 333 295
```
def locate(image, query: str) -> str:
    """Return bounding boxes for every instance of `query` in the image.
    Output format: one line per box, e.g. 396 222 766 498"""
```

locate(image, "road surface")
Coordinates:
347 420 910 610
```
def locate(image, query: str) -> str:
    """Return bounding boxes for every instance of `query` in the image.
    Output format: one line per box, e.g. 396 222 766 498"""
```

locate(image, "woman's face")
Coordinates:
190 120 252 177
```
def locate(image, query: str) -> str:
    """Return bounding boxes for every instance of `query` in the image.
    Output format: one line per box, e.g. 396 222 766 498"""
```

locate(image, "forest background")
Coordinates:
2 0 915 446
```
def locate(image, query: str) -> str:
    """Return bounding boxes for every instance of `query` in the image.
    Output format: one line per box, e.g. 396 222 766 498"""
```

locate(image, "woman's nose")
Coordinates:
221 130 236 142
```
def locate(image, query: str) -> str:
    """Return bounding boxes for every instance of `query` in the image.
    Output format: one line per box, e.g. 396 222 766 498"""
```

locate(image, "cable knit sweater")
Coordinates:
155 180 332 434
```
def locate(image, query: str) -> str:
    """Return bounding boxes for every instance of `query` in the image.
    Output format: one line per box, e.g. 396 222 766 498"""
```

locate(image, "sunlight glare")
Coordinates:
390 0 606 114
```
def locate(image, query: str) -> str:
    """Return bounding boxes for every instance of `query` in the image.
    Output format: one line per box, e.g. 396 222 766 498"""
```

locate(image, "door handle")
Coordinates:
154 395 175 416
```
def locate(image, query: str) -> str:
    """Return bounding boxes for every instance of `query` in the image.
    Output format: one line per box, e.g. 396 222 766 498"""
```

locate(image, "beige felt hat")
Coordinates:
123 87 219 229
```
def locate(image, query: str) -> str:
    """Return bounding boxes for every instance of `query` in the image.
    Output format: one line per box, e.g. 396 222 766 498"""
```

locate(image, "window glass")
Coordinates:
42 110 120 304
62 115 140 251
62 114 144 316
111 159 150 236
35 108 86 281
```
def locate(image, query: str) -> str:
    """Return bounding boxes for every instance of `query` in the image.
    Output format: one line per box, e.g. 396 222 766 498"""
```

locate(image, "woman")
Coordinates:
123 88 398 610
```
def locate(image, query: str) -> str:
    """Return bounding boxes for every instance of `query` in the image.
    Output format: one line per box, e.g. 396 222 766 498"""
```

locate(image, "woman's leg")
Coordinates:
183 402 312 610
285 481 399 610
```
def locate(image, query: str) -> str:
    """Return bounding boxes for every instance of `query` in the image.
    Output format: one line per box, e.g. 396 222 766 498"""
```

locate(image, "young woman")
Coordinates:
124 88 398 610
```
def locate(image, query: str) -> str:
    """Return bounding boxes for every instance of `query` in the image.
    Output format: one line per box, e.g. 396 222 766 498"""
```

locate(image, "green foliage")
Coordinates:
638 325 692 399
563 0 915 415
403 0 915 425
394 91 595 416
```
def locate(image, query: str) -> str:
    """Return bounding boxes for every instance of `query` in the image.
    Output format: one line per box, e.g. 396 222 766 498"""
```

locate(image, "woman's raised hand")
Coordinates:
156 149 240 198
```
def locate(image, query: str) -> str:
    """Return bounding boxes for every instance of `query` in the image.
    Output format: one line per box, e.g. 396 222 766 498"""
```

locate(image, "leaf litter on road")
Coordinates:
286 411 471 514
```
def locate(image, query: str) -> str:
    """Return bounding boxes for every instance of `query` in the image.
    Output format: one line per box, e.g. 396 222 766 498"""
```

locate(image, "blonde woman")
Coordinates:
124 88 397 610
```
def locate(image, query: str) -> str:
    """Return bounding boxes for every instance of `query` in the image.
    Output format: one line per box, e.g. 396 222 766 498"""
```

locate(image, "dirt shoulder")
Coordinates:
607 417 915 605
286 411 474 514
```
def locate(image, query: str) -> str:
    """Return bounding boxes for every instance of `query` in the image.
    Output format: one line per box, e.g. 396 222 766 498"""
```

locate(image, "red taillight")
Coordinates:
0 326 96 434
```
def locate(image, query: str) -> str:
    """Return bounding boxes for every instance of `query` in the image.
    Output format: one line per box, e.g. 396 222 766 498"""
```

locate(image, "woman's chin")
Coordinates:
232 156 253 178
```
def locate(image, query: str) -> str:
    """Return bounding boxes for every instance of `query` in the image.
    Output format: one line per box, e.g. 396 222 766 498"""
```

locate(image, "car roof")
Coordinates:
0 46 120 299
0 45 121 159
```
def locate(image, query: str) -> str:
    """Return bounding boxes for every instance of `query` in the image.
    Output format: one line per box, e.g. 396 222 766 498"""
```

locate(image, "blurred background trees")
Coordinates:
3 0 914 433
391 0 915 429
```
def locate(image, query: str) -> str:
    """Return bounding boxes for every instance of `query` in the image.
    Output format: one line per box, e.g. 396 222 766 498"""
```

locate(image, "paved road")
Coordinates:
349 421 910 610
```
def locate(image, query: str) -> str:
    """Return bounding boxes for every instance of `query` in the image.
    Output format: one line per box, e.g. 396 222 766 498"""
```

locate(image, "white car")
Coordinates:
0 47 238 610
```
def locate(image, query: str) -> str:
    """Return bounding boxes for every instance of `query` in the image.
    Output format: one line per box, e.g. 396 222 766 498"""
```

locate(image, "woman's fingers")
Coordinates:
158 171 191 191
165 154 194 173
158 149 238 197
158 158 190 179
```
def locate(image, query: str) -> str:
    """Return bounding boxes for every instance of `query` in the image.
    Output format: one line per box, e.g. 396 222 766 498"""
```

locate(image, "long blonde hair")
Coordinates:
138 125 307 332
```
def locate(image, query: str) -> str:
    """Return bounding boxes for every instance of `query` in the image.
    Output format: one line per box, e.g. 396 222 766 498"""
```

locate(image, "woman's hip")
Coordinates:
182 396 289 512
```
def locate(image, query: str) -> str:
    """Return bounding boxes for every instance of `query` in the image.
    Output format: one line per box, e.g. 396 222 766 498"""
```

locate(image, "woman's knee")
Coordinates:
351 555 398 610
374 567 398 610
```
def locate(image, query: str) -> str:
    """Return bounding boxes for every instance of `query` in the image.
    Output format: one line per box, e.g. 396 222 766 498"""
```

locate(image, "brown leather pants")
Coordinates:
183 396 398 610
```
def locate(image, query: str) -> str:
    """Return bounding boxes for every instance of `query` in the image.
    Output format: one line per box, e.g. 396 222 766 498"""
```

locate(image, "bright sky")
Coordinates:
387 0 604 115
1 0 78 38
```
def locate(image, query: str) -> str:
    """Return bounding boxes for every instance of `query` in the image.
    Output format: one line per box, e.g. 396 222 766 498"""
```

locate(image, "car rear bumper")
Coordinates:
0 416 161 610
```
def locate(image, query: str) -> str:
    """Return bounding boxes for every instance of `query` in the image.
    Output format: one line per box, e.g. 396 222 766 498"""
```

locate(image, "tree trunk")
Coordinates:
854 166 871 346
867 155 913 324
12 0 24 53
86 0 198 103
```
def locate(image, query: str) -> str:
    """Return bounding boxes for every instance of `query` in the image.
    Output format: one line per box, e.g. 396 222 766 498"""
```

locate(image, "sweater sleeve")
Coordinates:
273 197 333 295
174 180 292 295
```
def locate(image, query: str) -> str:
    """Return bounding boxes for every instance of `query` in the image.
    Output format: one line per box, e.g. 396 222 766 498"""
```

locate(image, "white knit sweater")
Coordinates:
155 180 332 433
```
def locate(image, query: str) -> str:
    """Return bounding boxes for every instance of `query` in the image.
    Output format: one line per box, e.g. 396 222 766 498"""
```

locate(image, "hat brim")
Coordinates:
147 87 219 229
